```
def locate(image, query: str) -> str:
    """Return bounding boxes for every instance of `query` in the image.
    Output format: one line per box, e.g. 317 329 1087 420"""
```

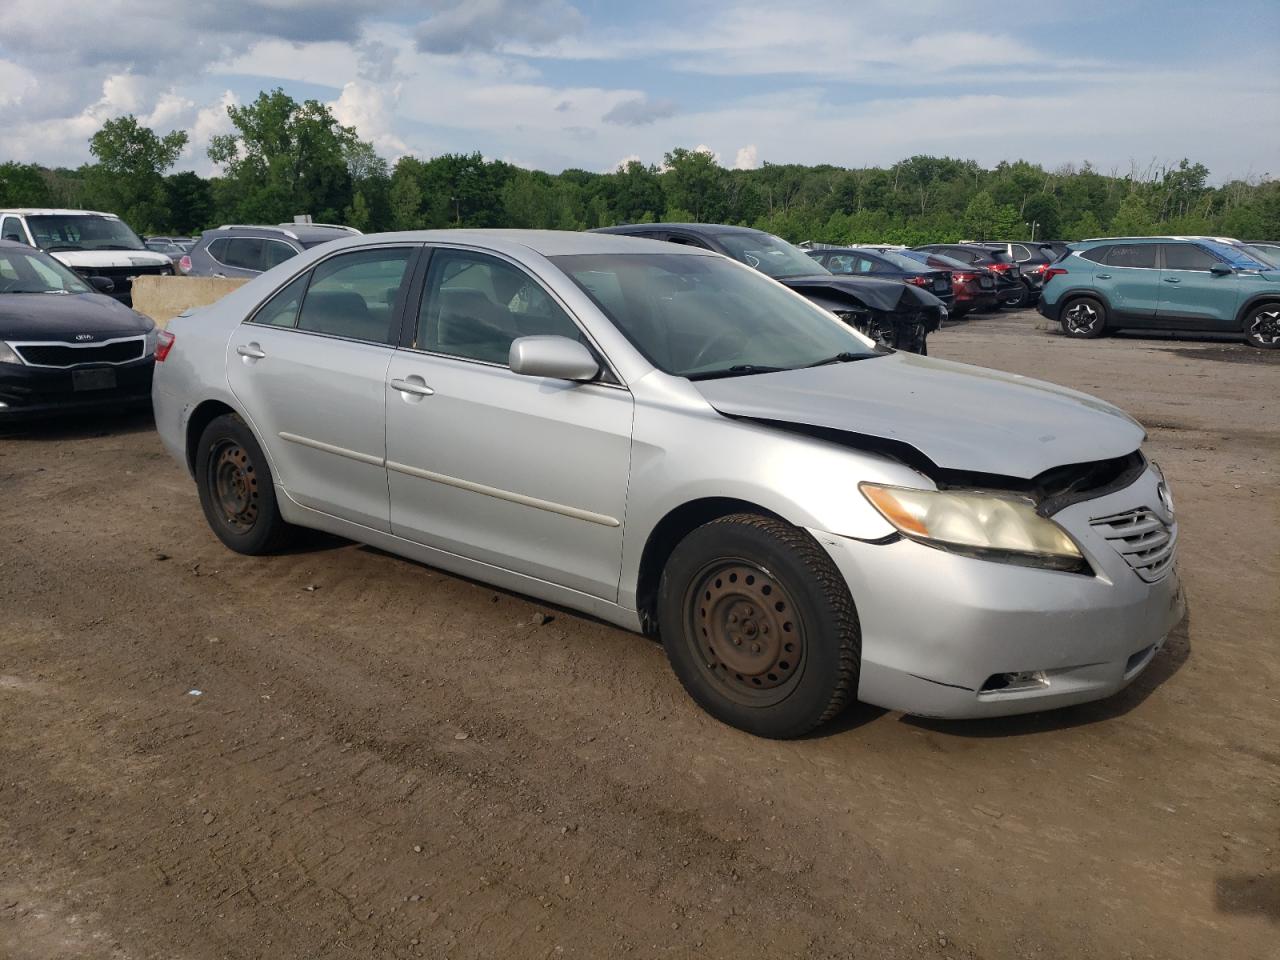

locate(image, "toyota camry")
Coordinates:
153 230 1184 738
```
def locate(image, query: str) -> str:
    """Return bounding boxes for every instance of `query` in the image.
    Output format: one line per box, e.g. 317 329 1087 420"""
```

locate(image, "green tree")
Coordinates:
962 191 1000 239
208 88 365 224
1110 192 1157 235
662 147 725 222
86 115 188 232
164 172 214 233
0 162 53 208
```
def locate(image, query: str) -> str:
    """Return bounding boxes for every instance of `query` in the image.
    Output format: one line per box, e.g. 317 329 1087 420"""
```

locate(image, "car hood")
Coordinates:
778 273 940 312
694 352 1146 479
0 292 151 341
47 249 171 270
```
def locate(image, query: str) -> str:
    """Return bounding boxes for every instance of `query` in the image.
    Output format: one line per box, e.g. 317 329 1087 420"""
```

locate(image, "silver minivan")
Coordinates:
153 230 1184 738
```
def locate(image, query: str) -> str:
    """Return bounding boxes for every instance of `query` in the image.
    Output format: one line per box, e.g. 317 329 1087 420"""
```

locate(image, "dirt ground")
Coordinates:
1 309 1276 960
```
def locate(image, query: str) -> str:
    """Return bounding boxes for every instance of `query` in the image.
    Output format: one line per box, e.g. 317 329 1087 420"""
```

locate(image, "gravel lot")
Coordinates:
1 308 1276 959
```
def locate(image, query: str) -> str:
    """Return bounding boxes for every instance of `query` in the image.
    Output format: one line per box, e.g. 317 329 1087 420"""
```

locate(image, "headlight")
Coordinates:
860 483 1085 571
0 342 22 365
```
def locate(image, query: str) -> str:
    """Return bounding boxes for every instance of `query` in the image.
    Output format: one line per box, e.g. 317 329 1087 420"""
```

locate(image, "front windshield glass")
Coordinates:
26 215 146 252
0 248 92 294
551 252 879 379
1231 242 1277 268
713 231 829 279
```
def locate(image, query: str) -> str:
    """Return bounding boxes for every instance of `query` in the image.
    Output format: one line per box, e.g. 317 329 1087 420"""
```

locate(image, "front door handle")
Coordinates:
1096 273 1112 279
1163 277 1181 283
390 377 435 397
236 343 266 359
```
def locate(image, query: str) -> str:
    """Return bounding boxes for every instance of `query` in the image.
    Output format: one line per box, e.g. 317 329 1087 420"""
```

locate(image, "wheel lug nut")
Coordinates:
751 643 760 653
729 614 738 624
733 637 742 646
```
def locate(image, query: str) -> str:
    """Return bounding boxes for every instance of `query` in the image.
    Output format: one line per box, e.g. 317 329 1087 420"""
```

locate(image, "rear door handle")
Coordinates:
390 377 435 397
236 343 266 359
1096 273 1112 279
1163 277 1181 283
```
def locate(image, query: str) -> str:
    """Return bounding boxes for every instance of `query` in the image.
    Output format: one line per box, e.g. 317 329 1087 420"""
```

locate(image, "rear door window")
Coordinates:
1102 244 1158 269
224 238 266 271
296 248 414 344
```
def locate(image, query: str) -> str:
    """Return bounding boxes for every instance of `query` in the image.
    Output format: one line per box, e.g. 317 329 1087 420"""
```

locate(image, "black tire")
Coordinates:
1001 280 1029 308
1060 295 1107 338
657 513 861 739
1243 302 1280 349
194 413 295 554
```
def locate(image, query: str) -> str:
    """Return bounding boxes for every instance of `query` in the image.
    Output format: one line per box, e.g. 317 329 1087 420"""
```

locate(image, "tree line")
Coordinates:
2 87 1277 245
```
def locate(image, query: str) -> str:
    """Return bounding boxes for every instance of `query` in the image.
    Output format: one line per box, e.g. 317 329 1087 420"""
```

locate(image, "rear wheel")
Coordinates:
195 413 295 554
1002 280 1029 308
1061 296 1107 338
1243 303 1280 349
657 514 860 739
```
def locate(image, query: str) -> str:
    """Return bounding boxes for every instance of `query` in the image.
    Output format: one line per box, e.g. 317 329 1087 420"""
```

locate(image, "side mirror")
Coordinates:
1210 263 1234 276
88 276 115 293
509 335 599 382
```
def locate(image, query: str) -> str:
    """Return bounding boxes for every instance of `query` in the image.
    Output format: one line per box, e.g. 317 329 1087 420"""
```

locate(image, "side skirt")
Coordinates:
275 486 644 634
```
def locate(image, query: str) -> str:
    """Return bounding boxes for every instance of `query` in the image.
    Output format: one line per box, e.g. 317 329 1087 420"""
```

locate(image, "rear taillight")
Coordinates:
178 255 191 274
952 272 975 283
988 262 1013 272
1042 267 1068 282
155 330 175 362
905 275 929 286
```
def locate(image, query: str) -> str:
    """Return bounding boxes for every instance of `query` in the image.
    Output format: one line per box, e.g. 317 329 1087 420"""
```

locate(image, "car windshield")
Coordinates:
147 241 183 254
27 215 146 252
1241 243 1279 267
1206 240 1273 270
713 231 829 279
551 252 879 379
0 247 92 294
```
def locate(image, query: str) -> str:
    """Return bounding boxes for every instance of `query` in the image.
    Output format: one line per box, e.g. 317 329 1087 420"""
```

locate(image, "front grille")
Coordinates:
1090 507 1176 583
15 338 145 368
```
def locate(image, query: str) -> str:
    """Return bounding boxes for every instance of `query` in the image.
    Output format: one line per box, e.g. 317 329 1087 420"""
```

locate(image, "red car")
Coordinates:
897 249 1000 317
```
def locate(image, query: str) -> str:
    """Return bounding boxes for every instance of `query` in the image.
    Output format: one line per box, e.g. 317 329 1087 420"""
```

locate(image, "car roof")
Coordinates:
203 224 359 243
595 222 766 237
0 208 121 218
300 228 719 259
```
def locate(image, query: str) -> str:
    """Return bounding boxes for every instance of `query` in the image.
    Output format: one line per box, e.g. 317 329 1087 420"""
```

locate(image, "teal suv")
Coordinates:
1038 237 1280 348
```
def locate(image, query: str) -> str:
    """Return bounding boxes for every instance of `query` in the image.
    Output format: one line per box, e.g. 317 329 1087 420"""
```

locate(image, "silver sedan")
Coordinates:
152 230 1184 738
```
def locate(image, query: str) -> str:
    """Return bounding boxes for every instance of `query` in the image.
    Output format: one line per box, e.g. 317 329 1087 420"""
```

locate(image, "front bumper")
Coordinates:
0 357 154 419
813 467 1186 719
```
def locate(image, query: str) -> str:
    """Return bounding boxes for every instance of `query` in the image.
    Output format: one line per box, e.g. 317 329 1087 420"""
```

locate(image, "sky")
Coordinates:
1 0 1277 182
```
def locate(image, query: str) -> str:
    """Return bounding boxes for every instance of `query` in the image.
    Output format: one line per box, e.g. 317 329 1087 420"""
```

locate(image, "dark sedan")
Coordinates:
805 247 954 310
0 240 157 419
896 249 1000 317
593 224 947 353
913 243 1029 307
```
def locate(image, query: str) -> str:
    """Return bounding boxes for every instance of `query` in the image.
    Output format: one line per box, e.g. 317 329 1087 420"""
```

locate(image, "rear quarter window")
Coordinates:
1102 244 1157 269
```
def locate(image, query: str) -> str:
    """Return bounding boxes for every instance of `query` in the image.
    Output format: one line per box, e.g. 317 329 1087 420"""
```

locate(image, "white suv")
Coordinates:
0 208 173 304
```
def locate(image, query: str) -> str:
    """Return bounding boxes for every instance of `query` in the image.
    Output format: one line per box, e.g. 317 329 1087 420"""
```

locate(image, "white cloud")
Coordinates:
330 80 409 158
733 144 759 170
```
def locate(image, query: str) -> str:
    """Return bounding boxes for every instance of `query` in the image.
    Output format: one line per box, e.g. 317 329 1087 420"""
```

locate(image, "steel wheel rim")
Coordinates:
684 560 805 706
1248 309 1280 345
1064 302 1098 334
209 440 259 532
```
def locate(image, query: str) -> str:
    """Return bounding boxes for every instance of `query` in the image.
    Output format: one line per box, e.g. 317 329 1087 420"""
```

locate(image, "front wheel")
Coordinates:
194 413 296 554
1060 296 1107 338
1243 303 1280 349
657 514 861 739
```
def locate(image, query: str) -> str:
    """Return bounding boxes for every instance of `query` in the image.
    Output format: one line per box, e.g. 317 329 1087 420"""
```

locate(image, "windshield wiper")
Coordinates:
687 364 788 381
803 351 875 368
99 244 142 251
